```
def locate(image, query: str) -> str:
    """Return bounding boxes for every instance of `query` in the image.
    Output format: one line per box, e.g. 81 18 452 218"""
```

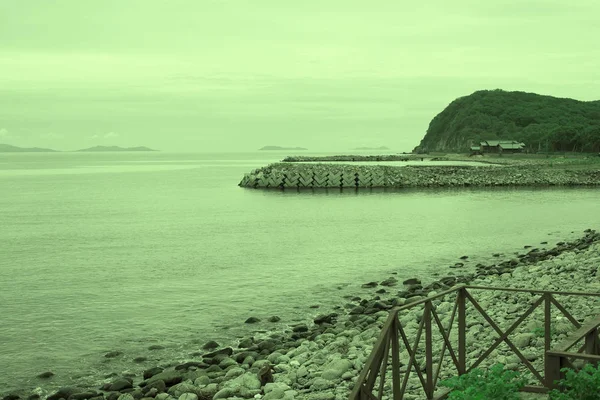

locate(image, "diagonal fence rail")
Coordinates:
349 284 600 400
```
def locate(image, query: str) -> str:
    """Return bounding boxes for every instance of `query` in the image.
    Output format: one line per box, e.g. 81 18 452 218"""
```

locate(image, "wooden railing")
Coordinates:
349 284 600 400
546 314 600 389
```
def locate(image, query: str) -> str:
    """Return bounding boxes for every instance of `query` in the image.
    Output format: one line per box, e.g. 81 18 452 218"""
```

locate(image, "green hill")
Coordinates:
413 89 600 153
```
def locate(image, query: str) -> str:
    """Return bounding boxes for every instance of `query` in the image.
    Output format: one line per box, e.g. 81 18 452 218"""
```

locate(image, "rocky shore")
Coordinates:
3 230 600 400
239 162 600 189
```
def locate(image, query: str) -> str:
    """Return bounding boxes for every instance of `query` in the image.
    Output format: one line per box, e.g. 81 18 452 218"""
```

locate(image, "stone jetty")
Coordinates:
281 155 418 162
4 230 600 400
238 162 600 189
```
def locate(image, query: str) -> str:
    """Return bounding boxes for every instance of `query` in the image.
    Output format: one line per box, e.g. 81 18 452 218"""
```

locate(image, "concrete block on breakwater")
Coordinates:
238 162 600 189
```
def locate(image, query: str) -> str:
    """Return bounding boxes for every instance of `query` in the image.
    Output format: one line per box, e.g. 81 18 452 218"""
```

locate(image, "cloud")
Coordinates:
90 132 119 139
0 128 17 141
40 132 64 139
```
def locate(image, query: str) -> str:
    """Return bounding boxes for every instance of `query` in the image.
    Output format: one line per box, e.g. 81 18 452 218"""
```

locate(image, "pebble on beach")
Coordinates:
202 341 220 350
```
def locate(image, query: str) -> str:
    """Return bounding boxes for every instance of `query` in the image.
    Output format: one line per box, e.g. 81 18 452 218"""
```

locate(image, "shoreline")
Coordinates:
4 229 600 400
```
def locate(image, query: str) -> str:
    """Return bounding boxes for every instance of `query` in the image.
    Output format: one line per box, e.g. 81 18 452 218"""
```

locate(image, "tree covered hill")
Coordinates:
413 89 600 153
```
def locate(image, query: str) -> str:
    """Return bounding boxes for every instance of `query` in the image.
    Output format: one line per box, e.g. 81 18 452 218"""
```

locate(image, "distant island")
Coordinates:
0 144 158 153
259 146 308 151
75 146 157 152
352 146 390 150
413 89 600 153
0 144 59 153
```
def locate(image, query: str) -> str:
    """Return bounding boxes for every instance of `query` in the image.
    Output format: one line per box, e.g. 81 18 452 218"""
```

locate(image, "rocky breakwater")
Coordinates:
5 230 600 400
387 165 600 187
281 155 417 162
239 162 600 189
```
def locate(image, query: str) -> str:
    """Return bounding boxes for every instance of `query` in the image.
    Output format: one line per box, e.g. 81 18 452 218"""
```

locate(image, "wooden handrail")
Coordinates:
552 315 600 352
350 284 600 400
546 351 600 362
544 315 600 390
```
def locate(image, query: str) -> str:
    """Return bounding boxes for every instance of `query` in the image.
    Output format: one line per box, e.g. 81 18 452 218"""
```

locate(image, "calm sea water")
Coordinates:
0 151 599 394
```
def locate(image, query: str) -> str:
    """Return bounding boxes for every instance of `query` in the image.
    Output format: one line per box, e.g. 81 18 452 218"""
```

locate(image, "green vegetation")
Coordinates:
549 364 600 400
440 363 600 399
414 89 600 153
440 363 527 400
533 327 545 337
532 327 557 338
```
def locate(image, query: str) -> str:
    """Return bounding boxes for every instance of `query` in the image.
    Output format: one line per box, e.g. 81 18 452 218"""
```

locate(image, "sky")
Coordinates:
1 0 599 152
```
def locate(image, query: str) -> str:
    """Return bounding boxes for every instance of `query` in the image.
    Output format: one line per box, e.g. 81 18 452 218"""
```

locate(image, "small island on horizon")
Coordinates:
75 146 157 152
351 146 390 150
258 146 308 151
0 144 59 153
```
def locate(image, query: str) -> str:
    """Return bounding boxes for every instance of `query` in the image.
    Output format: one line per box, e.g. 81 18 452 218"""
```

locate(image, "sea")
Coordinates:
0 151 599 395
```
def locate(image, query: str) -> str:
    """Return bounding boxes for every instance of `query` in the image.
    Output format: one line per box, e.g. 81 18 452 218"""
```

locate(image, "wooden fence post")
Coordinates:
391 312 402 400
424 301 433 399
544 292 552 388
585 328 600 367
458 287 466 375
545 353 564 391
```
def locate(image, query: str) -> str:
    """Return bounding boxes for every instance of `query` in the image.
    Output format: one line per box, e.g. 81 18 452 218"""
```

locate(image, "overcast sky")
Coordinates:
1 0 599 152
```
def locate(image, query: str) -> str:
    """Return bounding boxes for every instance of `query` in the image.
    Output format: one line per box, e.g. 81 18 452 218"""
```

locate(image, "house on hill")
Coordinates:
469 145 482 155
499 142 526 153
480 140 525 154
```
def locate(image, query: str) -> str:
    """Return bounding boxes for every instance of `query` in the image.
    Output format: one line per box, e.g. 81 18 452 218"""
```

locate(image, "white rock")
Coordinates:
308 392 335 400
252 359 271 370
264 382 290 393
212 387 235 399
267 352 284 364
225 372 262 390
193 375 210 387
263 388 285 400
178 394 197 400
341 371 354 380
310 377 335 390
225 367 245 379
198 383 218 398
320 358 353 380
